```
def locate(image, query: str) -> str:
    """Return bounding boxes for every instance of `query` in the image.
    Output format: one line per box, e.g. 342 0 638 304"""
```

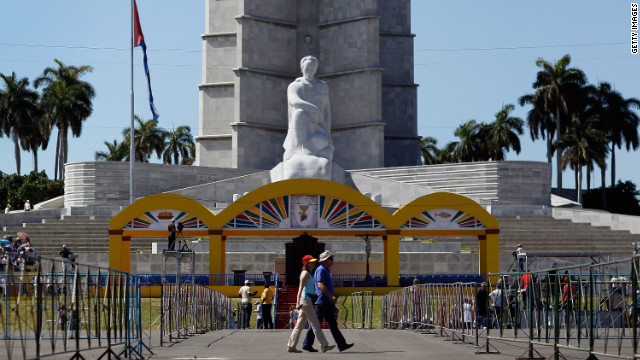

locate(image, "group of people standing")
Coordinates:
238 280 274 330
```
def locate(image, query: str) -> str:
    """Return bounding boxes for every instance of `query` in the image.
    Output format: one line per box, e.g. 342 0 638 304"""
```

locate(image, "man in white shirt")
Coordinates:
489 286 503 328
238 280 257 329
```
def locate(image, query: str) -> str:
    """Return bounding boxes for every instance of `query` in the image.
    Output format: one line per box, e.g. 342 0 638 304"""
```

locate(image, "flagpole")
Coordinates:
130 0 135 204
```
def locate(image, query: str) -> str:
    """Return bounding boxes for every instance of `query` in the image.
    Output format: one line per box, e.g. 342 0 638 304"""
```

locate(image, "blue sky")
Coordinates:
1 1 639 192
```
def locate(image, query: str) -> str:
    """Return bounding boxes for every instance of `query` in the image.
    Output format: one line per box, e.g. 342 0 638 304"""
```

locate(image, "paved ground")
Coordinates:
26 329 595 360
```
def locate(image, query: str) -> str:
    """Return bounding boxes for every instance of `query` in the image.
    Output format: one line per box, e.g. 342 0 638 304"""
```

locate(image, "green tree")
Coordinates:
583 180 640 215
162 126 195 165
520 93 555 164
95 139 128 161
450 120 485 162
0 72 39 175
483 104 524 160
0 171 64 211
555 114 608 203
519 54 586 195
419 136 440 165
122 115 165 162
35 59 95 180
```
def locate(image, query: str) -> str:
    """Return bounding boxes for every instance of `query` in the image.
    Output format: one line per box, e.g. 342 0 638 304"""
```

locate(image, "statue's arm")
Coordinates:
288 83 322 115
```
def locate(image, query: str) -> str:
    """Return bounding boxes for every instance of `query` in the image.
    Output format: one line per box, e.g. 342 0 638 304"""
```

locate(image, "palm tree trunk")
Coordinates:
62 134 69 179
54 130 61 181
13 133 21 175
555 107 563 196
546 137 553 163
574 168 579 201
576 166 582 204
600 166 607 210
33 148 38 173
586 163 591 193
610 145 616 188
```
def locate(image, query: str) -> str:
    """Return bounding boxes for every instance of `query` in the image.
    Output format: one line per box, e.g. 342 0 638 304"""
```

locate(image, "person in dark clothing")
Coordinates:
167 219 177 250
58 245 73 273
476 282 488 328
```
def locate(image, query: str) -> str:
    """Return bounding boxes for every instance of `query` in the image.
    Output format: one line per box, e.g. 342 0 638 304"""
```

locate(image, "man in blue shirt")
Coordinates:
302 251 354 352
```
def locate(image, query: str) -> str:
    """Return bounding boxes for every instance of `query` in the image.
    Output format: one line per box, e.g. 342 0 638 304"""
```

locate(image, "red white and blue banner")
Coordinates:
133 0 160 122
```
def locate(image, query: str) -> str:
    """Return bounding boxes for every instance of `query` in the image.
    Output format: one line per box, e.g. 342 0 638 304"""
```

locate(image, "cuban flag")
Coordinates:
133 0 160 122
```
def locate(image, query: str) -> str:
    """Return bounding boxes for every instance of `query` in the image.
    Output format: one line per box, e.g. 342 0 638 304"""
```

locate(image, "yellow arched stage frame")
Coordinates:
108 179 499 286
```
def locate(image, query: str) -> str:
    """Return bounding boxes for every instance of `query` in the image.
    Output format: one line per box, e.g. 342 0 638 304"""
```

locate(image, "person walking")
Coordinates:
24 200 31 211
286 255 335 353
261 284 274 329
302 251 354 352
238 280 257 329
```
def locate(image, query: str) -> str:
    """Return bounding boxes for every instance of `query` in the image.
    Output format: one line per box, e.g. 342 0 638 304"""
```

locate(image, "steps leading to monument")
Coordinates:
1 212 638 268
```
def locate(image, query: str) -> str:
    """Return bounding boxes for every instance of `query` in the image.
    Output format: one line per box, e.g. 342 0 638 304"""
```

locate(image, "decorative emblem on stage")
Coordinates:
402 208 485 230
224 195 383 230
123 209 208 230
291 195 318 228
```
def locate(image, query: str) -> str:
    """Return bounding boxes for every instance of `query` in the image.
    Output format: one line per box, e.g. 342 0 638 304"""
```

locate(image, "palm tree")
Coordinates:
0 72 39 175
519 55 586 195
180 144 196 165
451 120 484 162
95 140 128 161
583 82 640 207
555 114 608 203
122 115 165 162
519 93 555 164
606 94 640 186
483 104 524 160
162 126 195 165
35 59 95 180
23 114 52 173
420 136 440 165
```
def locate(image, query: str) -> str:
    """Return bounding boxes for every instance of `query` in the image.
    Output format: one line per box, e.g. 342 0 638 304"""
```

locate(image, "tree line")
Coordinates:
420 54 640 206
94 115 195 165
0 59 196 180
0 59 94 180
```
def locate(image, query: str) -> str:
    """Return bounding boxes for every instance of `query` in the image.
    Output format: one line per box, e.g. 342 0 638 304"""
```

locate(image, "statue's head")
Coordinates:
300 56 318 80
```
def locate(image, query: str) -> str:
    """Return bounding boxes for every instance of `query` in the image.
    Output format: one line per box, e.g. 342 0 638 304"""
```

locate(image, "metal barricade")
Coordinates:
0 252 145 360
382 257 640 360
485 256 640 360
160 282 233 345
382 282 479 344
350 291 373 329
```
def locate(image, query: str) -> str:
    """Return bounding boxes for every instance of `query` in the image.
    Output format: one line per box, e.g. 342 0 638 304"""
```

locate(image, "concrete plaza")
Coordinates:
31 329 593 360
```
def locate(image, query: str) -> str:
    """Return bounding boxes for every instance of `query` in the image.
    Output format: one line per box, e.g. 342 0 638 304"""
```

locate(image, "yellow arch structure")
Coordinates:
391 192 500 278
108 180 499 286
109 193 216 272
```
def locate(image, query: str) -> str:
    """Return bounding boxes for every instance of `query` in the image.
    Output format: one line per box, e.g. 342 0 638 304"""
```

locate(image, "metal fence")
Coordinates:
381 282 479 346
0 252 146 360
382 256 640 360
160 282 233 345
350 291 373 329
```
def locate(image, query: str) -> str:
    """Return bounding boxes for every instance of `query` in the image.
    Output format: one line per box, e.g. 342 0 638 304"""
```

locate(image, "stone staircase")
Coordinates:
427 215 640 259
2 213 639 269
0 215 168 258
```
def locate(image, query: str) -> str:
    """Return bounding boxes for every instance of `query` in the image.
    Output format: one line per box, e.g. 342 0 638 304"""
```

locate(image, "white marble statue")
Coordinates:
282 56 333 180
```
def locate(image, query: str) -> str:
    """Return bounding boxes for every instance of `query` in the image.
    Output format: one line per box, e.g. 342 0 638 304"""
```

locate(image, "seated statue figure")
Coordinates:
282 56 333 180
